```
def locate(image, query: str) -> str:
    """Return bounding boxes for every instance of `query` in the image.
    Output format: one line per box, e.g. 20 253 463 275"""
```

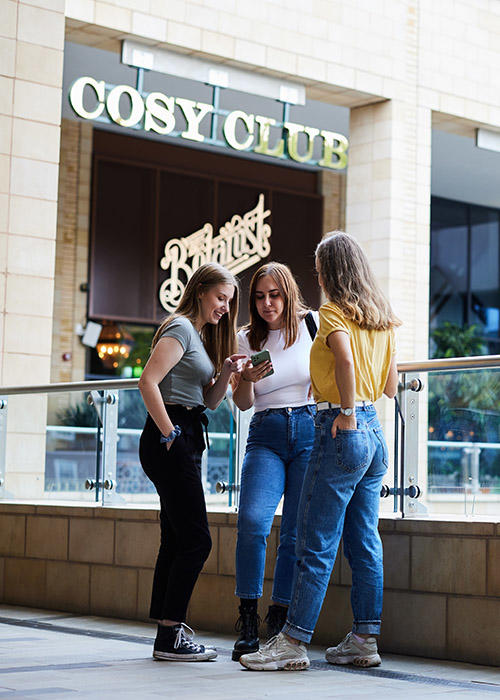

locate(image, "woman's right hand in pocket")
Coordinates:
241 358 272 383
331 412 357 438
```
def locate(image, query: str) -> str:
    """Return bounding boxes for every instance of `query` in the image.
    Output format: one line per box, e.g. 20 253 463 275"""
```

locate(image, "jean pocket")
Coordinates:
335 429 370 472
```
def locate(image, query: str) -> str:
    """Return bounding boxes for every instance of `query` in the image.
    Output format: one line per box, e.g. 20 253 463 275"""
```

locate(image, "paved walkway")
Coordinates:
0 605 498 699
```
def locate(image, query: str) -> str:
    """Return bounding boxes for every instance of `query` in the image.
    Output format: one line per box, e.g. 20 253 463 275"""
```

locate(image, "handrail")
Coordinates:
0 378 139 396
397 355 500 372
0 354 499 396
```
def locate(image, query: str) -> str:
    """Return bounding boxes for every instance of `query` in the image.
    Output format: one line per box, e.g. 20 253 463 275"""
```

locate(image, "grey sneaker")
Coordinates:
239 632 310 671
325 631 381 667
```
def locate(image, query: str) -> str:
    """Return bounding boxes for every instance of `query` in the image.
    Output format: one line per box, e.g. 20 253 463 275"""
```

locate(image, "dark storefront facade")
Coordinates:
87 129 326 376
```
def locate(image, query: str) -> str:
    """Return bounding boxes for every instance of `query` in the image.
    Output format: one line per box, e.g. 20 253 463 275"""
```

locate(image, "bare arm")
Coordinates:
383 354 399 398
137 337 184 439
232 358 273 411
326 330 357 437
203 354 246 410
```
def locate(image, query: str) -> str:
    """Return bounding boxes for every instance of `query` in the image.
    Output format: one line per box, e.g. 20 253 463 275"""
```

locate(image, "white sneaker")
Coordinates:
239 632 310 671
325 631 381 667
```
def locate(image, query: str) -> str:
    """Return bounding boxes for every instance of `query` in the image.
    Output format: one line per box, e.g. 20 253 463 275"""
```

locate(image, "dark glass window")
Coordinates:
430 197 500 356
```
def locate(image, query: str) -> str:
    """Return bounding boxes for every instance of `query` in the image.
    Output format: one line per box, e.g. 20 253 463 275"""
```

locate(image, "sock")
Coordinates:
352 632 369 644
240 598 258 611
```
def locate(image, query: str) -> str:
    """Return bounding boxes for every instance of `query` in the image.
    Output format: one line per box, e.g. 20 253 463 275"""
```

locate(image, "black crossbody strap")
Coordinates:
305 311 318 341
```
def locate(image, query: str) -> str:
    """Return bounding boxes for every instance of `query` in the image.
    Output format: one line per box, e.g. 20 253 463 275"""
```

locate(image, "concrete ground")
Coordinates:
0 605 498 699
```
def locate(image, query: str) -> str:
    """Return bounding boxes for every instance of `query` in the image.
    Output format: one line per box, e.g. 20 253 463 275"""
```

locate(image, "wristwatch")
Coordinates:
160 425 182 444
340 407 355 417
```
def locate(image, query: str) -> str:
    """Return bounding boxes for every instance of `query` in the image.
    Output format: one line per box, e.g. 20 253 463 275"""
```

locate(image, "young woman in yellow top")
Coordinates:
240 231 400 671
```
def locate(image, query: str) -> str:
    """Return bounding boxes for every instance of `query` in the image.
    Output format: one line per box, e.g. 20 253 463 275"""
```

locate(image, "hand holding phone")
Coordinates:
250 349 274 378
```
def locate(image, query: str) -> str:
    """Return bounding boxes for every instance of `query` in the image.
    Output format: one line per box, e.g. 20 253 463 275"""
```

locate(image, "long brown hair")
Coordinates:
152 263 239 372
316 231 401 330
244 262 309 351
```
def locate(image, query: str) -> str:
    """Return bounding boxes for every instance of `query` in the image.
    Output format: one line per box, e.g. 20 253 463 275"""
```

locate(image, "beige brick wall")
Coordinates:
1 1 66 495
63 0 500 127
321 171 345 235
0 503 498 666
0 0 65 389
51 118 92 386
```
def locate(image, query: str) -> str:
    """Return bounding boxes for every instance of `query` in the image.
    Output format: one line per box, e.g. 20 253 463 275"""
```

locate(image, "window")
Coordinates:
430 197 500 356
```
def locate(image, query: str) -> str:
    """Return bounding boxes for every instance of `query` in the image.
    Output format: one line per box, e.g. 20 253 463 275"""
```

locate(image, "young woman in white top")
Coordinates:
231 262 318 661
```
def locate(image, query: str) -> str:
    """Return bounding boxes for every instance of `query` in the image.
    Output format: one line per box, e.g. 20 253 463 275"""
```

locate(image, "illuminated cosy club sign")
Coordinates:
69 77 349 170
158 194 271 313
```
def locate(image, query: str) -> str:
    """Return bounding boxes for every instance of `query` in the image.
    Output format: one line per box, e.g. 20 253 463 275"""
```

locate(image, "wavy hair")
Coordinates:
316 231 401 330
244 262 309 351
152 263 239 372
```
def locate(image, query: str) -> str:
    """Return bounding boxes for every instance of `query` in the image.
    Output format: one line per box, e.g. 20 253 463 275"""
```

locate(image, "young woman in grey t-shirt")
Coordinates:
138 263 245 662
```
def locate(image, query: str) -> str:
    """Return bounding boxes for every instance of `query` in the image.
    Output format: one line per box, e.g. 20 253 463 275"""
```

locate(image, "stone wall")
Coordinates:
50 119 92 386
0 502 498 666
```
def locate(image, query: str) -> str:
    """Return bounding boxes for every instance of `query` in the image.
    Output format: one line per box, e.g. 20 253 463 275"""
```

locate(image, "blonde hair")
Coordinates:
316 231 401 330
152 263 239 372
244 262 309 351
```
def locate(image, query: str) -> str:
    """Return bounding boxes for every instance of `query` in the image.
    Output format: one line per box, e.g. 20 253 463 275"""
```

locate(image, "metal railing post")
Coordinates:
101 390 121 505
0 398 7 497
233 408 252 511
400 373 427 517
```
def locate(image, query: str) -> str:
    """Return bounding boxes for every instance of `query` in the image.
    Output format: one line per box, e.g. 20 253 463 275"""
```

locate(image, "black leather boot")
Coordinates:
264 604 288 639
232 600 260 661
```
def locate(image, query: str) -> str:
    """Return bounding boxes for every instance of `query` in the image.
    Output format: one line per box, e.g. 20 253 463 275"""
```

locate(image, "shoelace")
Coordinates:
338 633 352 651
264 606 286 630
261 634 280 651
173 623 202 652
235 610 261 633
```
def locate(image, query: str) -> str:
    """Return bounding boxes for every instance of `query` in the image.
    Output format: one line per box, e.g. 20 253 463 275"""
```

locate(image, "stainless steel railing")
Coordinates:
1 355 499 396
0 354 499 514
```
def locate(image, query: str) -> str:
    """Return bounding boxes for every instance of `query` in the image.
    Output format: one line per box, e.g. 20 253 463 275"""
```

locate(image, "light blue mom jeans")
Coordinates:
236 405 316 605
283 405 388 643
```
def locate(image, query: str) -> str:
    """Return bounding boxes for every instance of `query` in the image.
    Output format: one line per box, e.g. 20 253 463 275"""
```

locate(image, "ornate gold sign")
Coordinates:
159 194 271 312
69 76 349 170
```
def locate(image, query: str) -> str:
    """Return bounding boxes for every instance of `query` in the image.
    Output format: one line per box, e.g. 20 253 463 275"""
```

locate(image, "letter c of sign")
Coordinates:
223 110 255 151
69 76 105 120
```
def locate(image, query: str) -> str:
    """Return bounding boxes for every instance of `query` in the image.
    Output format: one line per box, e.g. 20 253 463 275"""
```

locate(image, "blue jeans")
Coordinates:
283 406 388 642
236 405 316 605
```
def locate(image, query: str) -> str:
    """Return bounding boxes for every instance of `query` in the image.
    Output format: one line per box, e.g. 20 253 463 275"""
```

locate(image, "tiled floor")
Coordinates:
0 605 498 699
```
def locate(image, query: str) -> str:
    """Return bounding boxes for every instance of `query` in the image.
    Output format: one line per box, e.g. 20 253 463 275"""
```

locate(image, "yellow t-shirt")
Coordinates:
310 302 395 404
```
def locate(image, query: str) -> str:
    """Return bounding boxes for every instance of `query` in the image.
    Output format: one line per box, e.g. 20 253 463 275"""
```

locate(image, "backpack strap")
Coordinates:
305 311 318 341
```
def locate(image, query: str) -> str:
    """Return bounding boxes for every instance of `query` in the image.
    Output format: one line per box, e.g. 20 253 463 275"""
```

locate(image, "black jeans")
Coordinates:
139 406 211 622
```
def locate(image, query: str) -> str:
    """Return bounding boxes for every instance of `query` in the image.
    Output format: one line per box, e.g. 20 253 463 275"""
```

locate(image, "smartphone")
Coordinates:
251 349 274 377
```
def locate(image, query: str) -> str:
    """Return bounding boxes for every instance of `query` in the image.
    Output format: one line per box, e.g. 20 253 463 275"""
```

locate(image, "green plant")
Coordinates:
57 399 96 427
431 322 485 359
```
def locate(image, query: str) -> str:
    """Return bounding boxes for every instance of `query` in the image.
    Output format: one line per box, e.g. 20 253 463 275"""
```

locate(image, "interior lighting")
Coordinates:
96 322 134 367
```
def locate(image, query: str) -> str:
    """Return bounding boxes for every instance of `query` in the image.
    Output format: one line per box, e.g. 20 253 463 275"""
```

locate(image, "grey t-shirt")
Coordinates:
158 316 215 407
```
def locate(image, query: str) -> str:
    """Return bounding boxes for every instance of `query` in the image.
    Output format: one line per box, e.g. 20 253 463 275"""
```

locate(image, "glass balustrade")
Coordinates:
0 384 238 509
426 367 500 516
0 359 499 518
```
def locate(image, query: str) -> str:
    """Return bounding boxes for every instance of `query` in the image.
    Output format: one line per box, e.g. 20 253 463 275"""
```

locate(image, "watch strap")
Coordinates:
340 407 355 416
